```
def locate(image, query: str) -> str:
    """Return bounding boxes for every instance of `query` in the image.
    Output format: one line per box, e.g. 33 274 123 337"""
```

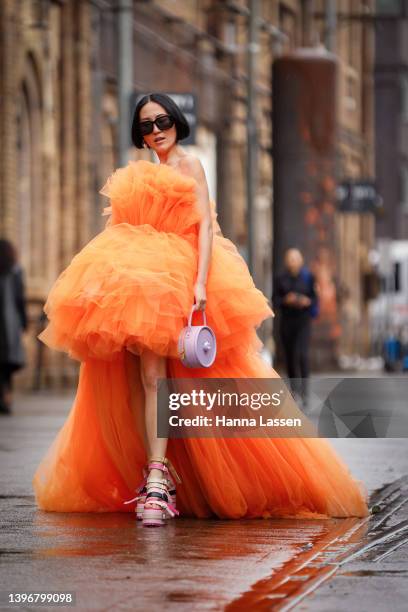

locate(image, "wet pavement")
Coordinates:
0 387 407 611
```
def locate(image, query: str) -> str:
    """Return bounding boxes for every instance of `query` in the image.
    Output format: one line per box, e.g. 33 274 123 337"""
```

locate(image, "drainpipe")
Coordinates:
118 0 133 166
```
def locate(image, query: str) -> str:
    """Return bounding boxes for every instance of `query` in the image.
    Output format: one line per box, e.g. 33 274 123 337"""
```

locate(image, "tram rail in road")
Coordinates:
225 475 408 611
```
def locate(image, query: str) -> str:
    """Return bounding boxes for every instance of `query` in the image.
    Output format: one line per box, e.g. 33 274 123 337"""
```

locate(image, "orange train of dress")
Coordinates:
32 160 370 519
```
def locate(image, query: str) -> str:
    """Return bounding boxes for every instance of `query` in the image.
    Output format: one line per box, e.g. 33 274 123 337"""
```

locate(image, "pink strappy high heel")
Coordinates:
133 470 178 521
123 457 181 526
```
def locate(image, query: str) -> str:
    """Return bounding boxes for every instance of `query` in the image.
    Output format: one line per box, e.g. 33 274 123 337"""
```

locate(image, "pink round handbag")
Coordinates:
178 304 217 368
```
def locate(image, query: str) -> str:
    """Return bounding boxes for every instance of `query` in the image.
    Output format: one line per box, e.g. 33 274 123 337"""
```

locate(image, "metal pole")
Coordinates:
246 0 259 278
325 0 337 52
118 0 133 166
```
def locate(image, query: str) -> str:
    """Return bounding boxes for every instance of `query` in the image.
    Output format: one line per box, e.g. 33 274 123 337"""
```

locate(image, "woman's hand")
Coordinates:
194 281 207 311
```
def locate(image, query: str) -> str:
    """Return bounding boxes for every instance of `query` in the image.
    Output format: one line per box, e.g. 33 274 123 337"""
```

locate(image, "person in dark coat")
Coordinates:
0 239 28 415
273 248 318 409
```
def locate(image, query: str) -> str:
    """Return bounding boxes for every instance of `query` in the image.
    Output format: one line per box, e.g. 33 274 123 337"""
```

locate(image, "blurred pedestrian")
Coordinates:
383 325 401 373
0 239 28 415
273 248 318 409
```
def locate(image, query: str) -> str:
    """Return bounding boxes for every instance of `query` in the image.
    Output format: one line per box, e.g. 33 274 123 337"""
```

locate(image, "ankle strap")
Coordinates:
148 461 169 474
146 478 168 487
148 456 182 484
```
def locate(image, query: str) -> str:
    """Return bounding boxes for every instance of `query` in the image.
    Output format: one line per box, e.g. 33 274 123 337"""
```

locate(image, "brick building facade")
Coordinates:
0 0 376 387
375 2 408 241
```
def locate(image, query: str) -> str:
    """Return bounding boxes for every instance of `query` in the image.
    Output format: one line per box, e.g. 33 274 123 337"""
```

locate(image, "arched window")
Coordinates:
16 53 44 282
98 93 118 231
16 84 31 272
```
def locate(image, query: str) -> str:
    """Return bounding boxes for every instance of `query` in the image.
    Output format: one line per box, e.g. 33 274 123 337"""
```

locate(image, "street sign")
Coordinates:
336 180 383 213
166 93 197 145
129 91 197 146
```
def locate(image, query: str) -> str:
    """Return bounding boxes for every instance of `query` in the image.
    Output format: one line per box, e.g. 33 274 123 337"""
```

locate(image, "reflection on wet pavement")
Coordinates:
1 393 407 610
2 501 339 610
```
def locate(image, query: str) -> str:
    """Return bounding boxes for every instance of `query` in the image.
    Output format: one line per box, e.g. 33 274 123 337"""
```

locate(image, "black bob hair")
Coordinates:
131 93 190 149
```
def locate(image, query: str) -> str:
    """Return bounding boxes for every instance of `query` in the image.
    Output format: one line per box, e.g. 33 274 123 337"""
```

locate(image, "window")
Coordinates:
345 74 357 112
399 164 408 213
394 261 401 292
279 4 298 51
401 74 408 122
376 0 403 16
17 53 45 281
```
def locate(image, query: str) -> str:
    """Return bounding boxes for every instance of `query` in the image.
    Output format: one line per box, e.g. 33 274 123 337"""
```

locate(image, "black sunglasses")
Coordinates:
139 114 175 136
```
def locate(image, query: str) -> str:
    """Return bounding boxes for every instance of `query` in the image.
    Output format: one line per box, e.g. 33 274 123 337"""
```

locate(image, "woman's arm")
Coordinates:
178 156 213 310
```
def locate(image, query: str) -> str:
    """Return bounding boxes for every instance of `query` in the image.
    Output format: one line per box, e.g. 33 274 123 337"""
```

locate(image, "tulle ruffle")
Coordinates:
39 160 274 362
38 221 273 361
99 160 203 236
32 350 370 518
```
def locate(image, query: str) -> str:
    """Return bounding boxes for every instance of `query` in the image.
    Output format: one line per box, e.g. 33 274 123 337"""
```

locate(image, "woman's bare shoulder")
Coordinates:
175 155 206 182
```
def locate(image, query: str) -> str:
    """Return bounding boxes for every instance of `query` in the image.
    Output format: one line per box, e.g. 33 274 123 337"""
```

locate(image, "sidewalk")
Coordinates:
0 392 407 611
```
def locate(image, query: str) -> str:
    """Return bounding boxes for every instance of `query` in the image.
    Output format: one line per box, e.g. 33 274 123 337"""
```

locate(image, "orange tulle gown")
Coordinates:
32 160 369 519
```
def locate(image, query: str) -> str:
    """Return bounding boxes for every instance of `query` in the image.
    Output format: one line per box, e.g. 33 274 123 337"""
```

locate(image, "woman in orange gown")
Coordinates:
32 93 370 524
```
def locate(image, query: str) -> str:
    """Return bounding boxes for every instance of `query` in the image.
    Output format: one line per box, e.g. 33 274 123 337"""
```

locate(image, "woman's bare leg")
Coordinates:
140 348 168 486
124 349 149 454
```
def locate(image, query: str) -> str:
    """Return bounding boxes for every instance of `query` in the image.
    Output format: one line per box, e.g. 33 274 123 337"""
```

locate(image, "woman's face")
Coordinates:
139 101 177 153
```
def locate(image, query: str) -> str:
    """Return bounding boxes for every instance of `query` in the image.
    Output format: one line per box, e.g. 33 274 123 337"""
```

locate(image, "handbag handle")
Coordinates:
188 303 207 327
